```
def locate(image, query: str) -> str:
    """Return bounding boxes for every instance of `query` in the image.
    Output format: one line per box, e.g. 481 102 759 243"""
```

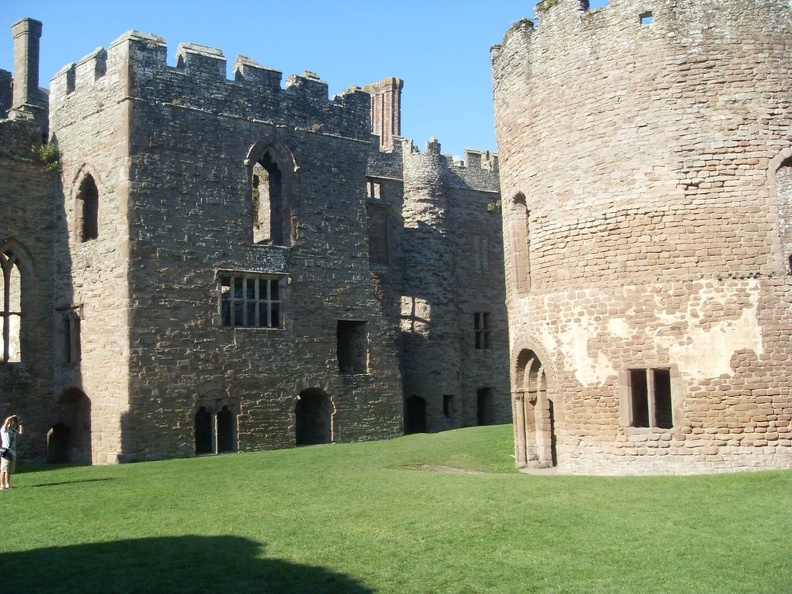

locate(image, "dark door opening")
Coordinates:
195 406 212 454
404 395 426 434
296 390 332 445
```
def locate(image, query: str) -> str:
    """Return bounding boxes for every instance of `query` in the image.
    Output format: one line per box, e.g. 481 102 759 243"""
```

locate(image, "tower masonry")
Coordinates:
0 20 509 464
492 0 792 474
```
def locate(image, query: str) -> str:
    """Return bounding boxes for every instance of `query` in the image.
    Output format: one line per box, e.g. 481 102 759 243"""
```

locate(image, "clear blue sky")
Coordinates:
1 0 607 158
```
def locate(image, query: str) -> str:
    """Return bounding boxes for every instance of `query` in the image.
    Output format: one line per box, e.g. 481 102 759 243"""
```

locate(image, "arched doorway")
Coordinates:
404 395 426 434
295 389 333 446
195 406 212 454
514 349 557 468
53 388 92 464
47 423 71 463
217 405 235 453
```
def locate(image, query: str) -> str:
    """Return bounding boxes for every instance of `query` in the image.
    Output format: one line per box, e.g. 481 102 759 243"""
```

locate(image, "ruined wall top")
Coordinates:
50 30 372 141
493 0 792 65
368 135 499 194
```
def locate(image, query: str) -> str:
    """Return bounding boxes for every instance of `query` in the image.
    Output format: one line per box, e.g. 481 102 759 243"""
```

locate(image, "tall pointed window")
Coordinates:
77 174 99 242
511 193 530 293
252 152 284 245
1 247 22 362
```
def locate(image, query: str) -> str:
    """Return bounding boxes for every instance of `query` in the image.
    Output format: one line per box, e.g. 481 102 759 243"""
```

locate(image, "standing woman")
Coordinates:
1 415 22 490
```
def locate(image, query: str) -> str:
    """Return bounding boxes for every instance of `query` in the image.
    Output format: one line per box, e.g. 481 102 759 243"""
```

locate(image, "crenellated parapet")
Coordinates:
493 0 792 72
50 30 372 141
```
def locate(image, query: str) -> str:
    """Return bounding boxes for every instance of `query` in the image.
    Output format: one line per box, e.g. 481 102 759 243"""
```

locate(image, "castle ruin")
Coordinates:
0 20 509 463
493 0 792 474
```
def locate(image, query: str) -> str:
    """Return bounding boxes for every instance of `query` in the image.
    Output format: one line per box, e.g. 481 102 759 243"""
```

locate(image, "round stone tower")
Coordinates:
492 0 792 474
400 139 461 432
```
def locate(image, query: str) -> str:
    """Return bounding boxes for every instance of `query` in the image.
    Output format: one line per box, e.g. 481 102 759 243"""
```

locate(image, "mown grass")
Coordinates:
1 425 790 593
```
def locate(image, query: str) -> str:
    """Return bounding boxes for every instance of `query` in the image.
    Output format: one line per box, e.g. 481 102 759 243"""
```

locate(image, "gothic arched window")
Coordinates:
0 247 22 362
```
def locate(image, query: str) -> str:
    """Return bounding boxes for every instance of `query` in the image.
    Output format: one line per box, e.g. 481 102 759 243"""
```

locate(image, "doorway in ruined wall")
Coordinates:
194 405 237 454
49 388 92 464
477 387 495 426
295 389 333 446
195 407 212 454
404 395 426 434
515 350 557 468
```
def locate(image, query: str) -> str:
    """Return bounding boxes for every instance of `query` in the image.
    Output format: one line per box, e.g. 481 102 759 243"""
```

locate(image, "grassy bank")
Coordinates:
2 425 789 593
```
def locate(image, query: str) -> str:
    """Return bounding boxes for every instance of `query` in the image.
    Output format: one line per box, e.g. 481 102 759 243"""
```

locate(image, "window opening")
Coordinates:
62 309 81 364
512 194 531 293
366 178 382 199
367 204 390 266
220 275 281 329
1 248 22 363
629 368 672 428
78 174 99 242
549 399 558 466
337 320 368 374
640 12 653 25
253 152 284 245
474 312 491 350
473 235 490 273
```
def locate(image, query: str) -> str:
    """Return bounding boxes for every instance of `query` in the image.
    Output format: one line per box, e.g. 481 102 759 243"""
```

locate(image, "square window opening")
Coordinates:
337 320 368 374
628 367 673 429
219 274 282 329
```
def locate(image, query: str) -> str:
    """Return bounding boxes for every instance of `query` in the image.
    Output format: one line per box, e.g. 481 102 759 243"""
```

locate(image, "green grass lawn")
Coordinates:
2 424 790 593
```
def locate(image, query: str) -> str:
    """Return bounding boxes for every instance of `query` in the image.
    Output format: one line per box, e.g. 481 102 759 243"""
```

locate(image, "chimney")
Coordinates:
363 77 403 148
11 18 43 112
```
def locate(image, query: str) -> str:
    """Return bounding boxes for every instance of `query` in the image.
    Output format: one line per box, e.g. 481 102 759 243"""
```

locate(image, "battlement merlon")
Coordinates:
49 30 372 141
399 137 499 194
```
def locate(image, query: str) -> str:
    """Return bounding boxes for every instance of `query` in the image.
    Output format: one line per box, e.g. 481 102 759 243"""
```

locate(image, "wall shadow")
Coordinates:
4 535 373 594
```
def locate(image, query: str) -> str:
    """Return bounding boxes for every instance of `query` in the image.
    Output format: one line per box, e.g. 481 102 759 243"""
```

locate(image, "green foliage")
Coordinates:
486 197 502 213
4 425 791 593
537 0 560 11
31 142 61 171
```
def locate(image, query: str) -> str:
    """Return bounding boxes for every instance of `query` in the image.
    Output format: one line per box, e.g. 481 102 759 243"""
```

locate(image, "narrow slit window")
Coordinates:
62 310 81 364
78 174 99 242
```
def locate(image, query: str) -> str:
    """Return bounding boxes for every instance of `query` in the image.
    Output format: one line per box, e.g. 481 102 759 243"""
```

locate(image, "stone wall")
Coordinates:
2 18 508 464
368 138 510 432
48 30 403 461
0 115 58 462
492 0 792 474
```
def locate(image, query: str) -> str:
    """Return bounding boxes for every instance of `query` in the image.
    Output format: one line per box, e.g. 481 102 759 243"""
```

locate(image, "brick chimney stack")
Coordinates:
363 77 403 148
11 18 43 113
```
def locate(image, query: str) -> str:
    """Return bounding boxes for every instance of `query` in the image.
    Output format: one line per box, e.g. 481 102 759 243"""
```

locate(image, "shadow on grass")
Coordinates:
25 477 116 488
4 535 373 594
